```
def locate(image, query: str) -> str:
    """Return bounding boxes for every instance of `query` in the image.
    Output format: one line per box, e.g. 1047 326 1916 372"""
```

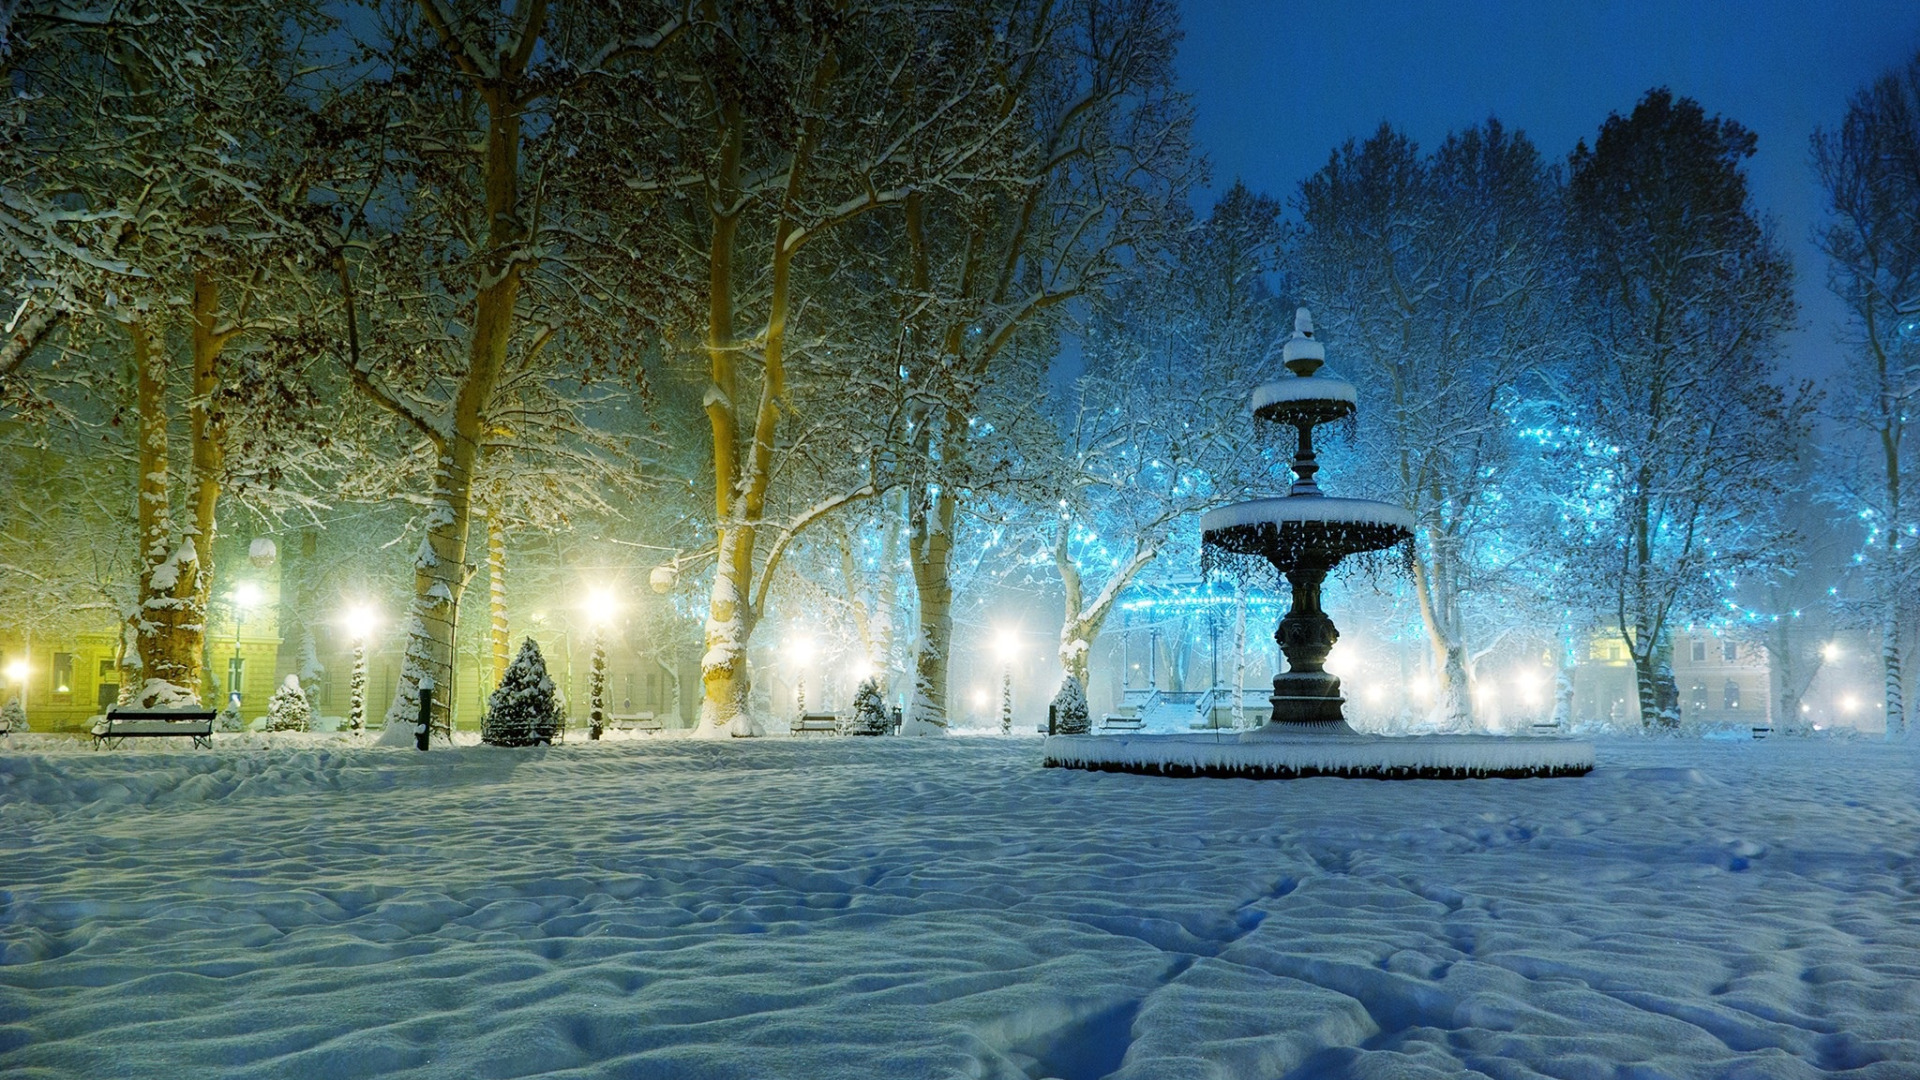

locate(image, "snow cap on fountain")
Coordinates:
1282 306 1325 373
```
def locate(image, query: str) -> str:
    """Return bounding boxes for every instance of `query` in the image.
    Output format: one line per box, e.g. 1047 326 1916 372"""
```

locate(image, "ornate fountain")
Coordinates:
1041 307 1593 779
1200 308 1412 733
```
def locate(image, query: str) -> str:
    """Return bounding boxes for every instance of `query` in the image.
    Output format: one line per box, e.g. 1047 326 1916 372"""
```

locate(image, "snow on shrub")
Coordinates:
1050 676 1090 735
265 674 313 732
483 638 563 747
848 677 890 736
2 696 26 733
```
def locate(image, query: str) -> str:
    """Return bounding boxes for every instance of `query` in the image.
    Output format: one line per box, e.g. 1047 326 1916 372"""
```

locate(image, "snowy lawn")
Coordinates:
2 736 1917 1080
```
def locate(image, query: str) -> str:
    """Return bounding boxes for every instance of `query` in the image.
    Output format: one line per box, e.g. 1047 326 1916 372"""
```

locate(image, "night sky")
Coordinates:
1176 0 1920 375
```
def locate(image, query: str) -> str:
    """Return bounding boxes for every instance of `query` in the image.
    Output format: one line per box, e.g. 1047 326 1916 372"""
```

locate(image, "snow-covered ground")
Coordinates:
2 735 1916 1079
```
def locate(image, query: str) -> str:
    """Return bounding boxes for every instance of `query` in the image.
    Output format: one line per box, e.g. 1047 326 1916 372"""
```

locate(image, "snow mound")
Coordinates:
1043 730 1594 779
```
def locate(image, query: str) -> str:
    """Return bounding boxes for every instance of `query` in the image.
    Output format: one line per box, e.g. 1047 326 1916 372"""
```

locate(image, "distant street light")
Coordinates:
1821 642 1842 663
343 606 378 735
584 589 619 740
994 628 1020 734
229 582 262 707
4 657 27 715
787 634 816 714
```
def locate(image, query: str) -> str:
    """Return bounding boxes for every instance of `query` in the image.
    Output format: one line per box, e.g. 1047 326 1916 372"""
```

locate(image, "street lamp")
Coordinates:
787 634 816 714
4 657 27 716
993 627 1020 735
584 589 618 740
229 582 261 708
343 605 378 735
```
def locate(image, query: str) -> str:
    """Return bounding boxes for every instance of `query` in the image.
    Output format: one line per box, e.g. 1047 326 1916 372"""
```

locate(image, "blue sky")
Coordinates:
1176 0 1920 372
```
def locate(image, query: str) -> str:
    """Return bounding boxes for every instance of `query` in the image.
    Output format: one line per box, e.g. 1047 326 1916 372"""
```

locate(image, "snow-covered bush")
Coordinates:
264 674 312 732
848 677 889 736
483 638 563 747
2 696 26 733
1051 676 1090 735
215 701 245 732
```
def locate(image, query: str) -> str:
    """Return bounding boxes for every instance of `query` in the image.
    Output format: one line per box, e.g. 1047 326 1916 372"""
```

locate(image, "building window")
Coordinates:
52 652 73 695
1690 682 1709 712
1724 680 1741 711
1691 640 1707 663
1723 641 1738 662
96 659 119 710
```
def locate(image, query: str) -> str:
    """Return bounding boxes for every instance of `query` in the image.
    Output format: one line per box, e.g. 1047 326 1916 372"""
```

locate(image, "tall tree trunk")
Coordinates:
129 319 203 706
1410 552 1471 731
1550 629 1575 728
488 514 509 689
903 489 955 734
1882 612 1904 738
379 74 528 741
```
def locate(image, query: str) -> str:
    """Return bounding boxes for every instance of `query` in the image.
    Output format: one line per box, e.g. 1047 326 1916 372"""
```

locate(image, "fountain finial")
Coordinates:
1282 305 1326 376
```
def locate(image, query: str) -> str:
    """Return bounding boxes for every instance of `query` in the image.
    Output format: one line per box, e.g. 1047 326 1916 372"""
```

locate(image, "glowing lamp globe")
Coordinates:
232 582 262 610
248 537 278 569
3 659 26 684
649 565 677 594
344 606 379 642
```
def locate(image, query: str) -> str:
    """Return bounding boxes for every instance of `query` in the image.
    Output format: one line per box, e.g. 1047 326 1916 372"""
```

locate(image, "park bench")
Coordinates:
1531 721 1563 736
791 713 841 736
1098 714 1144 734
609 712 663 735
92 706 217 750
1751 724 1772 740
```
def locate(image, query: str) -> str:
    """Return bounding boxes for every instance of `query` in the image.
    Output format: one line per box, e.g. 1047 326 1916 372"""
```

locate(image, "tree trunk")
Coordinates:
378 80 527 742
1550 631 1575 728
696 530 758 736
903 489 955 734
1410 553 1471 731
129 319 204 706
1882 612 1904 739
488 514 509 689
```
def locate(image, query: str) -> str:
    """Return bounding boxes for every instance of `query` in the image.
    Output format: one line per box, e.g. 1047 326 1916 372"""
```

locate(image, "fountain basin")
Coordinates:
1251 376 1356 427
1042 730 1595 780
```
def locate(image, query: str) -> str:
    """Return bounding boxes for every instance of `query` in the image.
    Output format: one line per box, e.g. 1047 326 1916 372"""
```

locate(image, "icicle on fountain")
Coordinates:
1043 310 1593 779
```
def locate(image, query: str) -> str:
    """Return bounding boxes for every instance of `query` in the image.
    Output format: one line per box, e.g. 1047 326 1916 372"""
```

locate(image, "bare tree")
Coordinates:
1296 120 1566 731
1562 89 1804 728
1813 50 1920 740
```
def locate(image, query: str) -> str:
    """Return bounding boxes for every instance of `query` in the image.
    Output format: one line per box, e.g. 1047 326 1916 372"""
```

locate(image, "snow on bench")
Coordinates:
92 706 217 750
609 713 663 735
791 713 841 737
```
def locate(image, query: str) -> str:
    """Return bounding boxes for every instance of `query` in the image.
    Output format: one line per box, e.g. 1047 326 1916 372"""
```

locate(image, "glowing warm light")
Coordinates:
3 659 25 684
1840 694 1861 714
971 688 989 708
993 627 1021 663
1821 642 1842 662
1801 703 1811 713
232 581 262 609
1512 670 1544 693
848 657 874 684
583 588 619 626
343 606 379 641
1362 685 1386 704
786 635 816 666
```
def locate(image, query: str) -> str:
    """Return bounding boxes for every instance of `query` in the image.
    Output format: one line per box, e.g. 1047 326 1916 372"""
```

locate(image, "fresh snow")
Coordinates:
1201 495 1416 533
2 737 1917 1078
1250 375 1356 413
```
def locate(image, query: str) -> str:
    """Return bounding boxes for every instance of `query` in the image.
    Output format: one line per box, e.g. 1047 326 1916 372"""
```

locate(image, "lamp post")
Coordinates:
4 656 26 716
229 582 261 709
994 627 1020 735
787 634 816 716
343 606 378 735
584 589 618 739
